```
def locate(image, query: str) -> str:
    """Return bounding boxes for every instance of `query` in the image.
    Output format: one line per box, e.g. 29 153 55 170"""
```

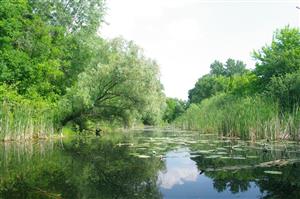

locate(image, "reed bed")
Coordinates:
175 94 300 141
0 100 56 141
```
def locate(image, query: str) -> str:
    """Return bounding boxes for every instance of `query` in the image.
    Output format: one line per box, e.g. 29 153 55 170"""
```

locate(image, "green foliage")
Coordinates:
266 70 300 110
59 38 165 128
29 0 106 34
0 84 56 141
188 75 226 104
189 58 248 104
183 26 300 140
176 94 282 140
163 98 186 123
224 58 247 76
0 0 166 138
0 0 68 99
210 58 247 77
253 26 300 86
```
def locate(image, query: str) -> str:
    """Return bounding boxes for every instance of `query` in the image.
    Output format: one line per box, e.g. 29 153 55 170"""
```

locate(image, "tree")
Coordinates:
210 59 247 77
224 58 247 76
28 0 106 34
266 70 300 110
188 75 226 104
253 26 300 86
59 38 165 128
163 98 186 123
0 0 66 100
210 60 225 76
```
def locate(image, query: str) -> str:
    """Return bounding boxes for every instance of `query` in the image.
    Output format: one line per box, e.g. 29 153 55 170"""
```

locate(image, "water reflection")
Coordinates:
0 132 299 198
158 149 198 189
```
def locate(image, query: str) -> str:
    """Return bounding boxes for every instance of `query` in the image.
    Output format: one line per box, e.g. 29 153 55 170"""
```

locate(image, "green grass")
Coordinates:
175 93 300 141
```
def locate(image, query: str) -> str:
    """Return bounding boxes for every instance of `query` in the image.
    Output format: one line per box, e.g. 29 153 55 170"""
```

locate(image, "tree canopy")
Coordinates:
0 0 166 137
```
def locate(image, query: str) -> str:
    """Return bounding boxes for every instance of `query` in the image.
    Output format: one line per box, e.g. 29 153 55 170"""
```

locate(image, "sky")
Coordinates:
101 0 300 100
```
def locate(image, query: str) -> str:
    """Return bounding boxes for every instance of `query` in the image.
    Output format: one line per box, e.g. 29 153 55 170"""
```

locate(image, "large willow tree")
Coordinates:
59 37 166 127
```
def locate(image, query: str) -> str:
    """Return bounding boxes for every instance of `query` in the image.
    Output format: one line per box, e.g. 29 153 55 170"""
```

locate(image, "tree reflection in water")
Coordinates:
0 132 300 199
0 137 164 199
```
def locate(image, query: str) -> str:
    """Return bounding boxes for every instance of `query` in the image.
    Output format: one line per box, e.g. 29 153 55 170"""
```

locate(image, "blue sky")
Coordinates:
101 0 300 100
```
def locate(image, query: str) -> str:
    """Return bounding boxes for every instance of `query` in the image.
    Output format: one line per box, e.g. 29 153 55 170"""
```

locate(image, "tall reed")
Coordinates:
0 99 56 141
175 94 300 141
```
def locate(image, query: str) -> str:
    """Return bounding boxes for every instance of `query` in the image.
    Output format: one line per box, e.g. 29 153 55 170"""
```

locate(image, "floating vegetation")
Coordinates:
116 143 134 147
198 150 213 154
216 147 227 151
247 156 259 159
264 170 283 175
220 156 231 159
232 156 247 160
131 154 151 159
205 155 221 159
198 140 209 144
232 148 245 152
216 151 227 155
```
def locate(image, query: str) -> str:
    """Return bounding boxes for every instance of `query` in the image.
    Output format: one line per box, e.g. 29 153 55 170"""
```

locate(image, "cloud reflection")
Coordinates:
158 151 199 189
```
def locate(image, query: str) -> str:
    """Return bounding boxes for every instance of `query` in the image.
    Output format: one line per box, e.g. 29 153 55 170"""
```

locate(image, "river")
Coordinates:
0 130 300 198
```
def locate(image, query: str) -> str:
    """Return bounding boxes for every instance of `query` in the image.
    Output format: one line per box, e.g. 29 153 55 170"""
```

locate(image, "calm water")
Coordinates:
1 130 300 199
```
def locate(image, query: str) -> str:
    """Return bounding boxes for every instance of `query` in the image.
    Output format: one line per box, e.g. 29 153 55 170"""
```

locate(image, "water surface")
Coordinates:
1 130 300 198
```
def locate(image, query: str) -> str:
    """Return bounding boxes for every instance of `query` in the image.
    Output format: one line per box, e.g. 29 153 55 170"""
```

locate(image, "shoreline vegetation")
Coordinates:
174 26 300 141
174 95 300 141
0 1 300 142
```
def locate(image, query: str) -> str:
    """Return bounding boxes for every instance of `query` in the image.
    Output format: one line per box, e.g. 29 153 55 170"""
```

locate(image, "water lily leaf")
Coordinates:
216 147 227 151
233 148 244 152
216 151 227 155
135 155 151 158
232 156 246 160
247 156 258 159
205 155 221 159
264 170 282 175
220 156 231 159
199 140 209 144
185 140 197 144
198 150 212 154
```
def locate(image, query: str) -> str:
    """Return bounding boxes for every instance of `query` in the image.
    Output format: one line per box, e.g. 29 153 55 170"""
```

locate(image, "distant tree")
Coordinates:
210 59 247 77
224 58 247 76
210 60 226 76
163 98 186 123
188 75 226 104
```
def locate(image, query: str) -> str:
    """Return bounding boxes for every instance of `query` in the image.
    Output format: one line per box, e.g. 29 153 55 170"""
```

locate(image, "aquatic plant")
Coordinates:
0 99 56 141
175 94 300 140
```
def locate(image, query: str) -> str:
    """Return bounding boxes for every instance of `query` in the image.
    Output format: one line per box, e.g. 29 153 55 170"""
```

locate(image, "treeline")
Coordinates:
175 26 300 141
0 0 166 140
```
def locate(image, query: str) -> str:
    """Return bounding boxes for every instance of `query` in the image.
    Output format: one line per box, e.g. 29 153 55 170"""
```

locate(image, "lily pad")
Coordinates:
233 148 245 152
216 147 227 151
216 151 227 155
198 150 213 154
247 156 258 159
220 156 231 159
232 156 246 160
205 155 221 159
264 170 282 175
135 155 151 159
